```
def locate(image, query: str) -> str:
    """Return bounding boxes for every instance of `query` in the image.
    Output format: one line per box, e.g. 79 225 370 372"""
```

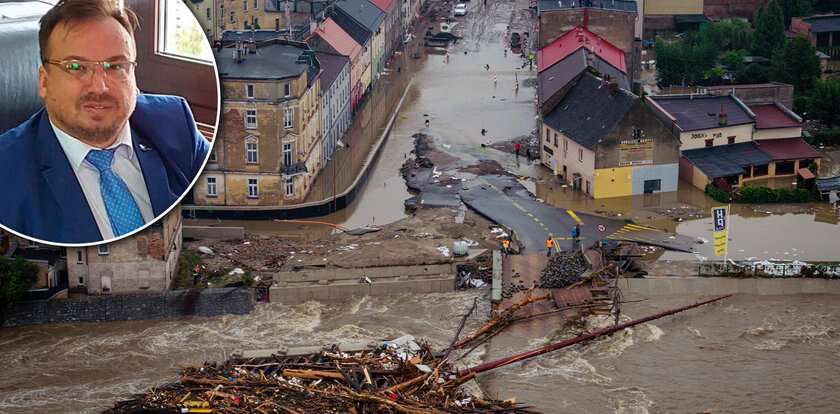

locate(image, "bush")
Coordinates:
738 185 813 203
705 184 731 203
812 127 840 146
0 256 39 312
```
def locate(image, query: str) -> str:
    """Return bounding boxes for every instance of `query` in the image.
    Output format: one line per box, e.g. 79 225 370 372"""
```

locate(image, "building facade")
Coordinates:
66 207 183 295
316 51 352 163
307 17 368 112
194 39 322 207
334 0 386 82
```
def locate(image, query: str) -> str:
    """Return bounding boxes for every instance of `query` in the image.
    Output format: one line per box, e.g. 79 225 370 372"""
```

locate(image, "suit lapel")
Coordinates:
35 113 102 242
132 127 177 216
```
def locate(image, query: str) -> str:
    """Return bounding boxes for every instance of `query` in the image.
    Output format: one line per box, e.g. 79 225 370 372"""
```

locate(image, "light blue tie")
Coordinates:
85 148 145 237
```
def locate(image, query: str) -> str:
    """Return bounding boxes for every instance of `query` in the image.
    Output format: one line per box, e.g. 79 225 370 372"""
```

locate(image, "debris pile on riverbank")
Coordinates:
539 252 588 288
106 336 537 414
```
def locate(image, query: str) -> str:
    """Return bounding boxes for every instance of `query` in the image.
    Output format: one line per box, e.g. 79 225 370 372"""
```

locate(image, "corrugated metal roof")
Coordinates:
335 0 385 33
538 26 626 74
542 72 635 150
649 95 754 132
538 0 637 13
681 142 773 179
804 15 840 33
750 103 802 129
308 17 362 59
754 138 820 161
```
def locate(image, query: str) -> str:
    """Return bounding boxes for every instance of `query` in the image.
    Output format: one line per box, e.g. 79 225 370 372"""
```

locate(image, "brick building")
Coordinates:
194 39 323 207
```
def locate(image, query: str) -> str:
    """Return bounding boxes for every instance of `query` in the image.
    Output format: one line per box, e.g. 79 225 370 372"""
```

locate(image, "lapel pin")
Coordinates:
138 143 152 151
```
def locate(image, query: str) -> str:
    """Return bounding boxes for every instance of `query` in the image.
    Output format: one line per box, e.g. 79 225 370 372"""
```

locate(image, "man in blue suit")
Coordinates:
0 0 210 245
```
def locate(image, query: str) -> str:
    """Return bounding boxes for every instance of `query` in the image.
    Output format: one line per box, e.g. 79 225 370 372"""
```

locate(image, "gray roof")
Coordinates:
221 30 284 42
542 72 635 150
329 8 371 45
334 0 385 33
316 52 349 91
681 142 773 179
539 48 586 105
804 15 840 33
649 95 754 132
538 0 637 14
215 40 314 80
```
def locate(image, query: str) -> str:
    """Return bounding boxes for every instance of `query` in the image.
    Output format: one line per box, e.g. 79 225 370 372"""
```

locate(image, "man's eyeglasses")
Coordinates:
43 59 137 81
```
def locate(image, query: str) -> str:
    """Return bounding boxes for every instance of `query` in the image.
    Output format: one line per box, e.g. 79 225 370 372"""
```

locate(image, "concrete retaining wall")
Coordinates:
270 263 456 304
183 226 245 240
2 287 255 327
620 277 840 297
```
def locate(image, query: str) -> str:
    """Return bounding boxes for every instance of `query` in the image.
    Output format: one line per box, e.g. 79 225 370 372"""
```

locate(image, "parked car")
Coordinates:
454 3 467 16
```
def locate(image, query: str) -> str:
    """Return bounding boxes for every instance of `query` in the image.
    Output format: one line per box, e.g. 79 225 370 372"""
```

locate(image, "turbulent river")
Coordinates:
2 292 840 413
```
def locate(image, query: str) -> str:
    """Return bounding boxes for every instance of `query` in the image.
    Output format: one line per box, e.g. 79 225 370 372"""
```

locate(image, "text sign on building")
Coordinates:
618 138 654 167
711 206 729 257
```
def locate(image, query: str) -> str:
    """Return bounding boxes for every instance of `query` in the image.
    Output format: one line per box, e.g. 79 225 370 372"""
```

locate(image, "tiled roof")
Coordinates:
682 142 773 179
542 72 635 150
538 0 637 13
750 103 802 129
316 52 349 91
755 138 820 161
308 17 362 59
648 95 754 132
538 26 626 74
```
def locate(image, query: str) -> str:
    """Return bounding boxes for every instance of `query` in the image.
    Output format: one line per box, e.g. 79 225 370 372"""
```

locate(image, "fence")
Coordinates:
698 261 840 279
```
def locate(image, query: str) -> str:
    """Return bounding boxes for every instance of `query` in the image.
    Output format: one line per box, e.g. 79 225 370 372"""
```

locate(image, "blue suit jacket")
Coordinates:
0 94 211 244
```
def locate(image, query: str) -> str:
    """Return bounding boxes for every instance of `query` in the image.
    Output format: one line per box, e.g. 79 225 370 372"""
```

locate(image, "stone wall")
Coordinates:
704 0 765 20
2 288 255 327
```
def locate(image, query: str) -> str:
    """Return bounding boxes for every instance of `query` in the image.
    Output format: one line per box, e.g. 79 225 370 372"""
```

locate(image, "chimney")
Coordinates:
718 104 728 126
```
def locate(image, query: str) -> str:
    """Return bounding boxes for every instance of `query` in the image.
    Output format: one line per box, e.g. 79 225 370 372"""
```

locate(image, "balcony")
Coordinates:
282 161 308 176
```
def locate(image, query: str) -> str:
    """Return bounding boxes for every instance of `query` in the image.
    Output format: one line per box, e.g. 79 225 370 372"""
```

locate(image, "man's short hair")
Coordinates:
38 0 140 63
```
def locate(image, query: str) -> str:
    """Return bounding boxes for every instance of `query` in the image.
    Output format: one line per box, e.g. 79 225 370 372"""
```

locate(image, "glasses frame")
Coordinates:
42 59 138 81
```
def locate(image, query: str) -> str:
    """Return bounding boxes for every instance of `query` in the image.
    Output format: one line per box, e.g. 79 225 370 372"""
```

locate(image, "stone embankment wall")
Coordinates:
2 287 254 327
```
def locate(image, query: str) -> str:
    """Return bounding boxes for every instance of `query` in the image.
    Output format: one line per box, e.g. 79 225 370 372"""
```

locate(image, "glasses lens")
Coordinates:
103 61 132 80
63 61 87 75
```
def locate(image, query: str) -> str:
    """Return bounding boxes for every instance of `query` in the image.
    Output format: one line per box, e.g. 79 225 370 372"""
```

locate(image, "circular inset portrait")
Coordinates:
0 0 219 246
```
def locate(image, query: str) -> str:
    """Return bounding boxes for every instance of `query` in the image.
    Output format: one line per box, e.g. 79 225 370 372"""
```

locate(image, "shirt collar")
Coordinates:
50 119 135 170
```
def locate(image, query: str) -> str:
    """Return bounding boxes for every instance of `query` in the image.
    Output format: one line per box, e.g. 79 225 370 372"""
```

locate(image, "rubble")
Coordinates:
538 252 588 289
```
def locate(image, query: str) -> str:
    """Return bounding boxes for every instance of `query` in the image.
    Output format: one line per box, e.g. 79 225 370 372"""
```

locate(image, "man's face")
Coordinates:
38 17 137 147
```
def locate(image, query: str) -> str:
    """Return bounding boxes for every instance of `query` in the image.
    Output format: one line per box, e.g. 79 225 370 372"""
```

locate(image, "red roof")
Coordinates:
750 104 802 129
755 137 821 161
307 18 362 60
537 26 626 74
369 0 395 12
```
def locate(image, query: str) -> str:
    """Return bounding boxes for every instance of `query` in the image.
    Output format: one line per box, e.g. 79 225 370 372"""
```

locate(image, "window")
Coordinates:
230 11 235 23
246 109 257 129
246 141 259 163
209 150 217 162
206 177 217 196
76 250 84 264
244 0 247 10
157 0 213 62
284 107 293 129
283 142 293 166
643 179 661 194
78 276 85 285
247 84 255 99
776 161 795 175
247 178 259 198
705 139 714 148
98 245 109 256
553 133 558 147
285 177 295 196
753 164 769 176
253 17 258 27
563 139 568 155
727 136 736 145
284 82 291 97
578 148 583 162
206 7 211 19
254 0 259 8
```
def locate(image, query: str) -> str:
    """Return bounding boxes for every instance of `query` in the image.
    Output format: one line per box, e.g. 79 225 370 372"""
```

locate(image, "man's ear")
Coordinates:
38 65 48 101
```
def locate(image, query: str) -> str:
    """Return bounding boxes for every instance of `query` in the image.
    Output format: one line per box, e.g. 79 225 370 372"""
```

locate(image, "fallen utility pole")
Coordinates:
460 294 732 377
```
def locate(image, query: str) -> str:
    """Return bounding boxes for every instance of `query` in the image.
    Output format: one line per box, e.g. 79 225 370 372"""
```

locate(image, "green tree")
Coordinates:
780 0 814 25
813 0 840 12
800 79 840 127
737 63 770 84
0 256 38 314
752 0 786 58
175 23 208 60
770 37 821 92
721 49 747 70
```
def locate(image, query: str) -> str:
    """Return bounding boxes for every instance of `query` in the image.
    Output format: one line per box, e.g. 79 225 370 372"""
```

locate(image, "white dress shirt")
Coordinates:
51 121 154 240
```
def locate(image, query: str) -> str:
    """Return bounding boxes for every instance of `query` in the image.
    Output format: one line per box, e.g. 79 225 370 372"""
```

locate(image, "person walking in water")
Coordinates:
545 234 555 257
485 63 490 71
514 142 521 158
425 119 430 128
493 74 497 87
571 224 581 249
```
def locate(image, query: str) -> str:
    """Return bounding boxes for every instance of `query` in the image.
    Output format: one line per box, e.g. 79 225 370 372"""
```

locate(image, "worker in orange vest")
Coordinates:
545 234 555 257
501 238 511 256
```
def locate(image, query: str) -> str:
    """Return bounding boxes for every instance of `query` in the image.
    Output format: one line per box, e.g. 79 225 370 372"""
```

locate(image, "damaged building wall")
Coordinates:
66 207 183 295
